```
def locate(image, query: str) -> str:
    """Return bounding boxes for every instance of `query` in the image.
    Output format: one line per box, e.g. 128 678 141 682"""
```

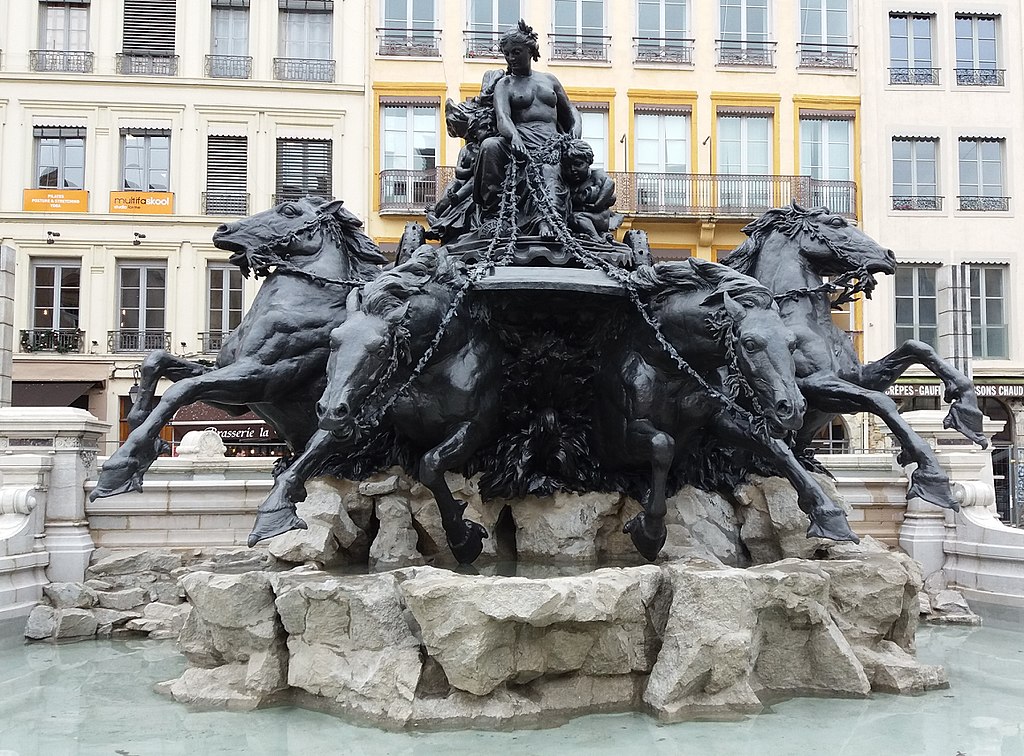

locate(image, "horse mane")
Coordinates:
361 246 461 319
310 197 388 281
630 257 775 310
720 202 834 275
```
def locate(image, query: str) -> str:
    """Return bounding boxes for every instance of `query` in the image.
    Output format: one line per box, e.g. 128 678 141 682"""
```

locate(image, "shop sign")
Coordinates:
23 188 89 212
109 191 174 214
887 383 1024 398
172 422 277 442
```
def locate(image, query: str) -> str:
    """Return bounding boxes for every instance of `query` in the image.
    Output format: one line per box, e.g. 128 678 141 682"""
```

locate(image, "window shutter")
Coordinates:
276 138 332 200
206 136 248 214
279 0 333 10
123 0 176 54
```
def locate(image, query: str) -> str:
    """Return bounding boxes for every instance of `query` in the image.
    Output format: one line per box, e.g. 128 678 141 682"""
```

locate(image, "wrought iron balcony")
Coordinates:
380 169 439 213
273 57 335 82
889 67 939 85
633 37 694 65
716 39 776 67
108 330 171 352
797 43 856 70
19 329 84 353
202 192 249 216
205 54 252 79
377 27 441 57
958 196 1009 212
549 33 611 62
464 30 503 58
199 331 230 353
116 52 179 76
892 195 943 211
29 49 94 73
955 68 1005 86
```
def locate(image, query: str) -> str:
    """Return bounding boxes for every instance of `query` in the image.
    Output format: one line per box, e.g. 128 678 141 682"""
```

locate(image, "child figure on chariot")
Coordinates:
561 139 624 241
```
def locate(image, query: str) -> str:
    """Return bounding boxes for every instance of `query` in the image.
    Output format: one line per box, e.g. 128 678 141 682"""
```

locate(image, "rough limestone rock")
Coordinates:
399 565 663 696
54 608 100 640
176 429 227 459
93 608 141 636
87 549 184 577
97 587 149 611
855 641 948 693
406 474 509 565
925 587 982 626
268 479 368 567
369 494 423 571
24 605 57 640
43 582 99 609
513 491 627 564
128 602 191 639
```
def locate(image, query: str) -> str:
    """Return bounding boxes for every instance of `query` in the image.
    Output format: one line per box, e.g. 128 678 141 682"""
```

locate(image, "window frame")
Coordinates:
720 0 771 42
957 137 1005 209
968 265 1008 359
116 262 167 335
380 105 439 172
798 0 848 46
894 265 939 349
466 0 521 32
275 137 333 201
207 263 244 335
31 260 82 331
34 126 86 190
211 4 249 56
553 0 607 38
954 14 998 70
637 0 688 40
120 128 171 192
39 1 89 51
279 6 333 60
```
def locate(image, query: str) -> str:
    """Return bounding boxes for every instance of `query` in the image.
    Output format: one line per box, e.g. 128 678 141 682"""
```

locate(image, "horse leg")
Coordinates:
715 411 859 542
128 349 210 431
418 421 489 564
801 373 960 511
620 419 673 561
856 340 987 447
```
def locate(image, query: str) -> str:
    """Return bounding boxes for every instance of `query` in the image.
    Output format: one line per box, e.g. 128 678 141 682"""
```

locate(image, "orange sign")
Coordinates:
23 189 89 212
109 191 175 214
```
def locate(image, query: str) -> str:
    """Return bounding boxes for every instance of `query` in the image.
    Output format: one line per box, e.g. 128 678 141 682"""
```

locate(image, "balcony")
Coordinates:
892 196 944 211
717 39 776 67
116 52 179 76
273 57 335 82
29 49 94 73
377 28 441 57
464 30 502 58
549 33 611 63
958 196 1010 212
202 191 249 216
797 43 856 70
19 329 84 354
205 54 252 79
955 68 1005 86
108 330 171 353
889 67 939 85
633 37 694 65
199 331 229 353
380 169 439 213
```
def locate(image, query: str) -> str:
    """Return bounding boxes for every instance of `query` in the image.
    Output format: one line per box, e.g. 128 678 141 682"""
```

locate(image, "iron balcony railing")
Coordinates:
20 329 84 353
205 54 252 79
116 52 179 76
955 68 1005 86
633 37 694 64
29 49 94 73
273 57 335 82
199 331 230 353
377 27 441 57
958 195 1010 212
892 195 943 211
889 67 939 85
202 191 249 216
464 29 503 58
797 42 856 70
549 33 611 62
108 330 171 352
717 39 776 66
380 169 440 212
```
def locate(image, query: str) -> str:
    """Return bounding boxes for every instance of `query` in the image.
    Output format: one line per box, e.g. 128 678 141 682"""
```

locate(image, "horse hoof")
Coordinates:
247 510 308 547
908 472 960 512
90 466 143 501
807 510 859 543
447 520 488 565
623 513 667 562
943 404 989 449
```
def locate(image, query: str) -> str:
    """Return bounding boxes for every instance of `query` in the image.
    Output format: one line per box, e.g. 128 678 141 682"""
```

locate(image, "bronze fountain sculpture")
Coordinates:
91 21 986 565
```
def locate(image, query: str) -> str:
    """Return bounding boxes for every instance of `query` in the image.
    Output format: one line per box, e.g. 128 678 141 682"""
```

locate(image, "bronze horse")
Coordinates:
90 197 386 501
722 204 987 511
595 258 858 559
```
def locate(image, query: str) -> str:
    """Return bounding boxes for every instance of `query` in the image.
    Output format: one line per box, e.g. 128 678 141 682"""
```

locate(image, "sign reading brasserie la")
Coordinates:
109 191 174 214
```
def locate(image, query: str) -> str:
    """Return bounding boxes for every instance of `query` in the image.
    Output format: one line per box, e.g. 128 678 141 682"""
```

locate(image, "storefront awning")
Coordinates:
12 381 99 407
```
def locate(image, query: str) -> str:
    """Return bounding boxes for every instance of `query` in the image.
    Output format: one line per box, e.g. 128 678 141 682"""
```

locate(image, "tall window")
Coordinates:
717 113 772 208
40 1 89 51
894 266 938 349
121 0 177 75
798 0 852 68
35 126 85 189
799 116 852 213
209 1 250 78
279 3 332 59
958 138 1006 211
116 264 167 351
969 266 1007 359
468 0 519 32
206 264 243 352
276 138 332 201
889 14 935 84
121 129 170 191
380 105 438 205
955 15 1000 85
205 135 248 214
634 110 690 208
552 0 607 60
636 0 689 61
579 108 609 170
719 0 771 64
32 262 81 330
892 138 938 210
381 0 437 53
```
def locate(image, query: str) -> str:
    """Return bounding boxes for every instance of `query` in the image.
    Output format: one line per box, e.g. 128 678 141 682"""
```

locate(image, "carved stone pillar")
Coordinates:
0 407 110 582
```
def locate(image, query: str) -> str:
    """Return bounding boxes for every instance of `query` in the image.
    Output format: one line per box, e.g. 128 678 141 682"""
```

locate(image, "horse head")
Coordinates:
212 196 386 280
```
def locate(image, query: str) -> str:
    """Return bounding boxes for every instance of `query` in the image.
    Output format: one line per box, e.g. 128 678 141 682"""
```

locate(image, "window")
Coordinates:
717 113 772 208
35 126 85 189
719 0 773 65
276 138 332 202
25 261 82 352
969 266 1007 359
892 138 938 210
380 105 438 207
120 0 177 75
277 1 334 80
115 264 167 351
205 135 248 214
552 0 607 61
798 0 853 69
894 266 938 349
206 264 243 352
466 0 519 56
958 138 1006 211
799 115 852 214
955 15 1001 86
636 0 690 63
579 107 609 169
634 109 690 209
889 14 935 84
209 1 250 78
40 1 89 50
380 0 438 56
121 129 170 191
